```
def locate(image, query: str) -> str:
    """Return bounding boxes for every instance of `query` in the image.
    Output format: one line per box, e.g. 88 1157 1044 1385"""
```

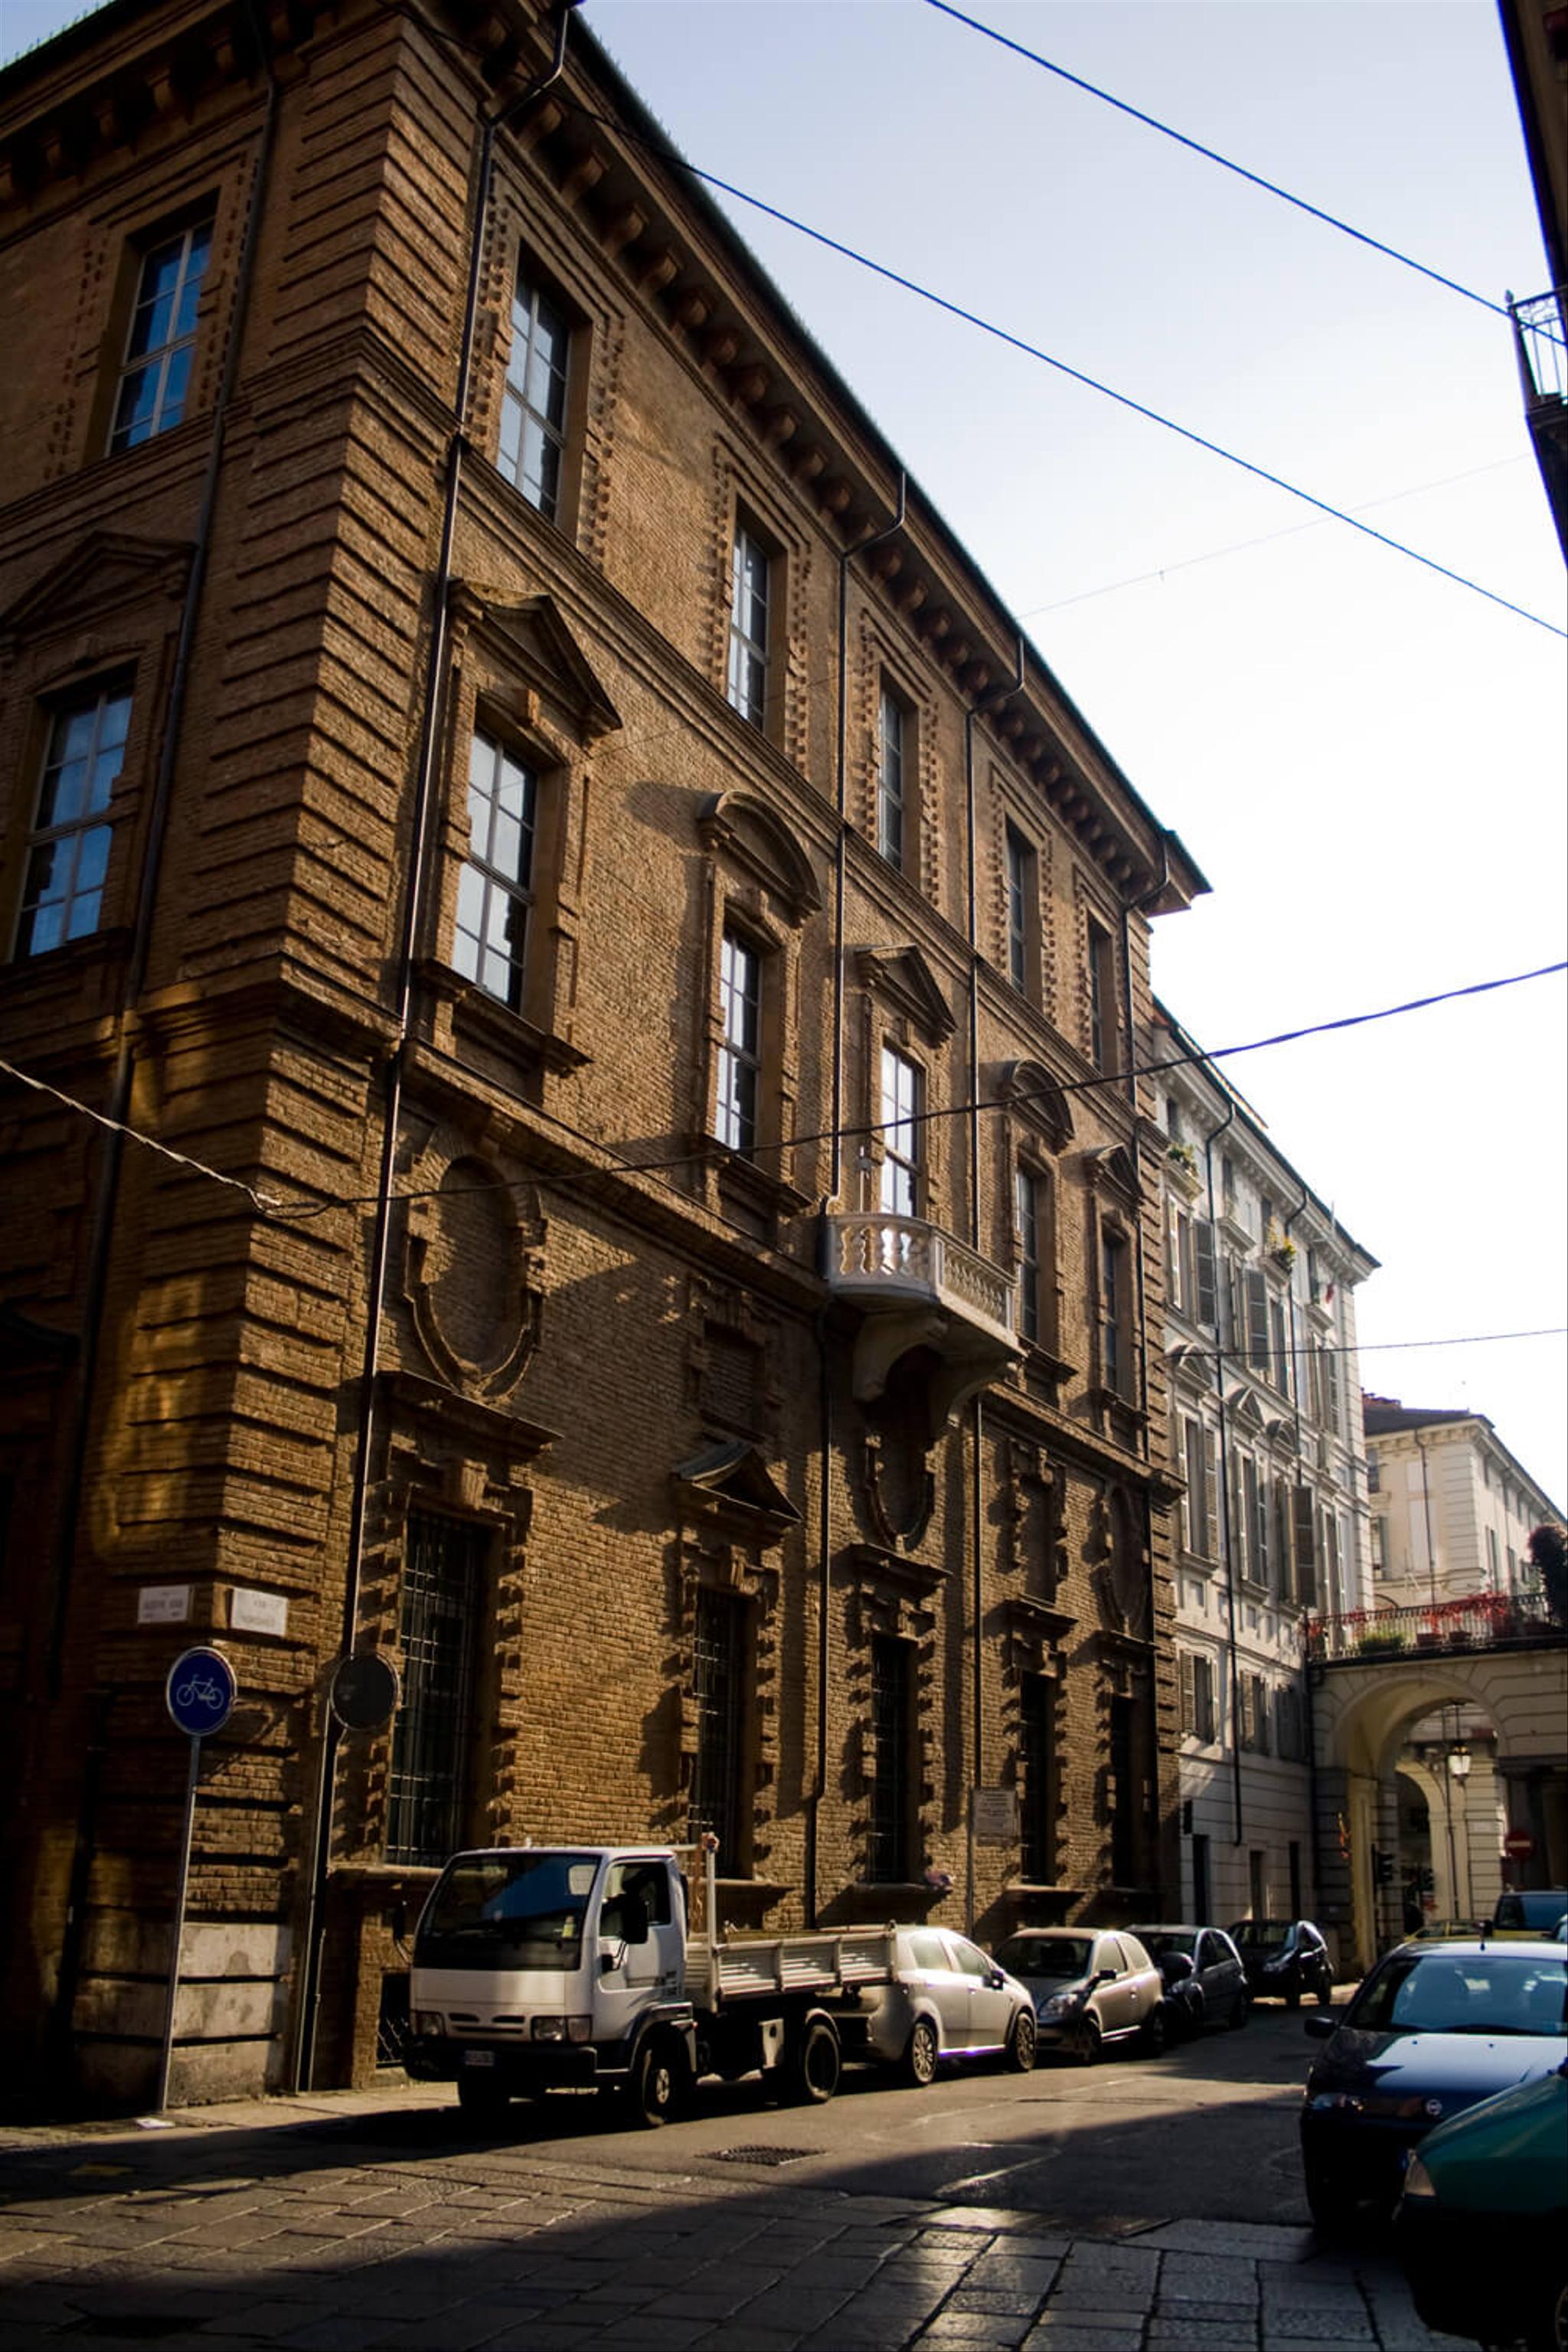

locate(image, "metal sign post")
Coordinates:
155 1647 237 2113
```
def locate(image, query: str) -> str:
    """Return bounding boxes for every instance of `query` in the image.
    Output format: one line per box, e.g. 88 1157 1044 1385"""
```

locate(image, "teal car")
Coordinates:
1394 2057 1568 2350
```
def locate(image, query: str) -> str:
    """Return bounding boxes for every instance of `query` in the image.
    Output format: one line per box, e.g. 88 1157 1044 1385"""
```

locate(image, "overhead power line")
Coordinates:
921 0 1564 348
560 98 1566 642
5 963 1562 1227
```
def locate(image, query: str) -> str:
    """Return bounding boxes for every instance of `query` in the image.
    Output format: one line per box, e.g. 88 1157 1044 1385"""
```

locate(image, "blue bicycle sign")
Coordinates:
165 1646 237 1738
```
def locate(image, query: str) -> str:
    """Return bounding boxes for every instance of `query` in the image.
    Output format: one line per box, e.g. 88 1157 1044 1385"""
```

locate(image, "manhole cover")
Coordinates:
710 2145 819 2167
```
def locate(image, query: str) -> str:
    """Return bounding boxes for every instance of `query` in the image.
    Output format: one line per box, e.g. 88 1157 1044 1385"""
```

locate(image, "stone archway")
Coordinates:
1311 1644 1566 1975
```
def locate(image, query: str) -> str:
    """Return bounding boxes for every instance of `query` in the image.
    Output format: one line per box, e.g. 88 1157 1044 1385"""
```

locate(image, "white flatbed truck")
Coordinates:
405 1839 900 2124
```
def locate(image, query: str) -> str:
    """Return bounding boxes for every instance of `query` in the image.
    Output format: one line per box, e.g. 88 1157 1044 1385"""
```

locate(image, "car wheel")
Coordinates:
903 2017 939 2088
456 2072 511 2125
783 2016 841 2106
1316 1974 1334 2008
1064 2013 1102 2066
1004 2009 1037 2073
1138 2006 1167 2059
1226 1991 1250 2030
629 2031 687 2128
1523 2272 1568 2352
1284 1984 1302 2011
1303 2160 1361 2237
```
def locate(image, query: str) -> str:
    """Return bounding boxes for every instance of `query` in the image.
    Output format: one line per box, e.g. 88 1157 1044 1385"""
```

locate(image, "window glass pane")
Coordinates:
112 220 211 453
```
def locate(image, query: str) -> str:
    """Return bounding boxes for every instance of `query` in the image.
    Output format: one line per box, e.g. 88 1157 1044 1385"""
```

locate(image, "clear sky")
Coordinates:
5 0 1566 1508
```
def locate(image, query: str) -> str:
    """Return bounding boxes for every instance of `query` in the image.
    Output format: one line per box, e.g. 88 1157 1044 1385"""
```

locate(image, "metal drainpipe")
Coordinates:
1282 1178 1324 1911
1416 1430 1438 1608
959 645 1023 1932
1201 1095 1244 1850
43 5 281 2079
811 475 906 1926
292 2 581 2094
42 5 279 1700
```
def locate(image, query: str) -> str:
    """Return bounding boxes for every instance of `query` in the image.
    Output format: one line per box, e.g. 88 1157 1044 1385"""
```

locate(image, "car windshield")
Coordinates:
416 1851 597 1972
1349 1952 1567 2037
1233 1920 1293 1952
995 1935 1092 1980
1139 1930 1198 1962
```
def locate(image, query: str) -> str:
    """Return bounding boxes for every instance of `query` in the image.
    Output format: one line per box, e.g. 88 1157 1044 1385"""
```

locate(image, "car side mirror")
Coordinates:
1092 1968 1116 1989
1305 2011 1338 2039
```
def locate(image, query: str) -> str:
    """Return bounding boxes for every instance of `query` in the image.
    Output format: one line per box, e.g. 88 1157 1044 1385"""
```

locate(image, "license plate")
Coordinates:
462 2049 495 2069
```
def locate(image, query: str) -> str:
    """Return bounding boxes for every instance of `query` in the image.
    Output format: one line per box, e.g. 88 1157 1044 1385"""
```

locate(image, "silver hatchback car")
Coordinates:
855 1925 1038 2083
993 1926 1168 2062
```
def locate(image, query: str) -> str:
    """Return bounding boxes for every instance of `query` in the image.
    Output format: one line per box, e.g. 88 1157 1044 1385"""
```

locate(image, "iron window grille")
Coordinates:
385 1512 486 1868
689 1586 746 1867
1019 1671 1057 1883
867 1635 913 1883
499 270 570 518
453 731 537 1012
110 218 212 453
17 687 132 957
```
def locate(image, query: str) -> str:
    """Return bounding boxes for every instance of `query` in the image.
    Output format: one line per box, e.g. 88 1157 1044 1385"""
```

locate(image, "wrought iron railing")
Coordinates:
1307 1588 1560 1664
1511 288 1568 406
822 1212 1014 1336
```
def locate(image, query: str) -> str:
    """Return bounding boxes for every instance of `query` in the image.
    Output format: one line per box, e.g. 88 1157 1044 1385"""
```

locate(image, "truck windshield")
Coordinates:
416 1852 596 1972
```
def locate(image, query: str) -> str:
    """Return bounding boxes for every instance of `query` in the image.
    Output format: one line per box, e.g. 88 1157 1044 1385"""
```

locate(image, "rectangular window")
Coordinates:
1087 916 1116 1070
386 1512 485 1867
867 1635 913 1883
1005 824 1035 995
1019 1671 1057 1883
1245 1268 1270 1374
453 732 537 1011
110 217 212 452
1367 1449 1380 1494
1269 1294 1291 1398
1194 1655 1217 1742
1370 1516 1387 1576
1250 1851 1266 1920
690 1586 746 1867
1109 1695 1136 1884
499 268 570 519
727 519 772 728
1485 1526 1500 1587
1191 1832 1211 1922
1015 1163 1040 1345
1181 1416 1207 1556
1194 1220 1218 1328
16 685 132 958
879 1045 921 1217
1100 1227 1131 1396
877 684 906 866
715 929 762 1152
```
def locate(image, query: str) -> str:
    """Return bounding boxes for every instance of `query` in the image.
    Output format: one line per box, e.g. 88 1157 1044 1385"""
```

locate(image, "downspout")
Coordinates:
808 475 906 1926
1282 1178 1323 1912
44 3 280 1697
1201 1092 1244 1850
960 642 1024 1935
292 2 581 2092
1416 1429 1438 1608
45 5 280 2079
1122 840 1169 1901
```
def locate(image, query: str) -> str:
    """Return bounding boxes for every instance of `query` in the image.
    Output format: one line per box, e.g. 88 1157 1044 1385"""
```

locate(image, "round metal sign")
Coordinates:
1502 1829 1536 1860
330 1652 401 1732
166 1646 237 1739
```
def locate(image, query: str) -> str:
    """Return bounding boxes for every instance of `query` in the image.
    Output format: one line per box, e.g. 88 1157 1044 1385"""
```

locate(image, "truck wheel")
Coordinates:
456 2073 511 2125
903 2017 939 2088
629 2033 687 2128
784 2016 841 2105
1004 2010 1037 2072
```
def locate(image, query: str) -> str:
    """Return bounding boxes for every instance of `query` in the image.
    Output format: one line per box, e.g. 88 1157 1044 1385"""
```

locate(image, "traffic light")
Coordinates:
1373 1846 1394 1886
1415 1865 1434 1895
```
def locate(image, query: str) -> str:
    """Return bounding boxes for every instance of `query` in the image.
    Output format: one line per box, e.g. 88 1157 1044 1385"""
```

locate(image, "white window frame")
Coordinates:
879 1045 921 1217
715 928 763 1153
452 730 537 1013
498 266 570 520
727 520 773 729
15 684 132 959
109 217 212 454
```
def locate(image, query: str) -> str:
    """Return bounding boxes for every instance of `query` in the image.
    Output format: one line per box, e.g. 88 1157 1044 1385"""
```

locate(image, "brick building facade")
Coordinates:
0 0 1205 2106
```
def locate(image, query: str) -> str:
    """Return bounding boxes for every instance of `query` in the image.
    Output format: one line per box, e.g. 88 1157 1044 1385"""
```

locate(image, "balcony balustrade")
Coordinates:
820 1211 1020 1425
1307 1588 1562 1665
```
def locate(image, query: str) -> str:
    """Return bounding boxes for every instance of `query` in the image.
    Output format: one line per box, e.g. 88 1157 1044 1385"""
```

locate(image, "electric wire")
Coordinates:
5 961 1562 1229
920 0 1565 348
557 96 1566 642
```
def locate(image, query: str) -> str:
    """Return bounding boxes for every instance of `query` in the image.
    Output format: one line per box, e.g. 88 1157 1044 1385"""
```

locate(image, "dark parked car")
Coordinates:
1492 1888 1568 1938
1129 1924 1249 2037
1231 1917 1333 2007
1300 1936 1567 2233
1395 2056 1567 2349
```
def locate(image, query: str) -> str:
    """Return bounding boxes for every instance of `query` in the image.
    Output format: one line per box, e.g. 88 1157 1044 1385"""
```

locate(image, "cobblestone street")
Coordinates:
0 2085 1469 2352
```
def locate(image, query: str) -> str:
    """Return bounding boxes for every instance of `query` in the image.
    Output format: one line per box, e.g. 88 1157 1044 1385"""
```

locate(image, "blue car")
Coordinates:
1299 1936 1566 2232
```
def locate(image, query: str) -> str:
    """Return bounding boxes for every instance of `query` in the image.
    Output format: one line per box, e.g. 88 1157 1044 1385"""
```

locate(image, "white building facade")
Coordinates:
1157 1004 1378 1946
1364 1401 1561 1610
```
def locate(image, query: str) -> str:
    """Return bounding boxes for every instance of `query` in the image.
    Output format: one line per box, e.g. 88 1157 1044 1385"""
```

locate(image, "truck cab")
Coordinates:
407 1845 692 2118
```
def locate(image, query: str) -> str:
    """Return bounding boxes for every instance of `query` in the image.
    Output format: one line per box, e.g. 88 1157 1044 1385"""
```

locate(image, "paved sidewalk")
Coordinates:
0 2086 1470 2352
